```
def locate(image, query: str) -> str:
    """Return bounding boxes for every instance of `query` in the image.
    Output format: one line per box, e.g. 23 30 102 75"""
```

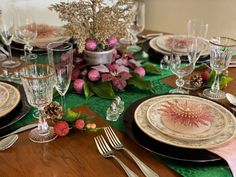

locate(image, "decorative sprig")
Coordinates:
49 0 135 53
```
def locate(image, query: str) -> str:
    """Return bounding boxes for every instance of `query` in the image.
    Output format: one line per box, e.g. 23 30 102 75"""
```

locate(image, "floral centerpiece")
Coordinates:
49 0 158 99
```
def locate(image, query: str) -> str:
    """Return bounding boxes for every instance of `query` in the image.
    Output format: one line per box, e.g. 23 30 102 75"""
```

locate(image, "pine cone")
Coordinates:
44 101 63 120
190 73 203 88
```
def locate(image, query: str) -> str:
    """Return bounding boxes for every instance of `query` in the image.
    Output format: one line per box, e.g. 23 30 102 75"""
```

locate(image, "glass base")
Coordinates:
2 60 21 68
127 45 142 53
0 53 7 61
29 127 57 143
119 38 132 45
202 88 226 100
169 87 189 94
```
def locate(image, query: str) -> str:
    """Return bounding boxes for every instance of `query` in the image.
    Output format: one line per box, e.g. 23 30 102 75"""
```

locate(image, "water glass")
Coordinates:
20 64 57 143
203 37 236 100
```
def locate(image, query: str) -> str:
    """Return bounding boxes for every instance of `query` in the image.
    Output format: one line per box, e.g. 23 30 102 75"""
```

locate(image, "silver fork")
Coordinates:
104 126 159 177
94 135 139 177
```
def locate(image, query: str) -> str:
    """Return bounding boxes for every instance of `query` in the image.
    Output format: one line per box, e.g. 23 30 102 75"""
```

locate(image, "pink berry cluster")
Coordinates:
53 119 97 137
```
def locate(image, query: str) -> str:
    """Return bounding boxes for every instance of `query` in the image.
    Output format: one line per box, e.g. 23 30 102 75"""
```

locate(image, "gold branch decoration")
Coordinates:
49 0 135 53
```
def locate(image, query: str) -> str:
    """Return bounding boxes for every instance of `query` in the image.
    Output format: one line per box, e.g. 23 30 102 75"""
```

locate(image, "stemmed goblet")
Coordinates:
47 42 73 114
203 37 236 100
126 0 145 52
0 8 21 68
169 36 195 94
184 19 208 89
20 63 57 143
14 2 37 61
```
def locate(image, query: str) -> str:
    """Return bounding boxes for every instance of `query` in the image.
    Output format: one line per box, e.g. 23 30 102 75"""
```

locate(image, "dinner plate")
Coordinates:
0 85 9 108
0 82 31 130
123 95 222 163
146 97 226 141
149 37 170 55
155 35 210 56
12 24 70 50
0 82 21 117
134 95 236 149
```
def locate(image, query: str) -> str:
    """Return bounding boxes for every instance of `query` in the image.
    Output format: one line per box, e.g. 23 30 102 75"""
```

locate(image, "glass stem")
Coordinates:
37 107 49 135
61 95 66 113
211 71 221 93
176 77 184 89
7 45 13 62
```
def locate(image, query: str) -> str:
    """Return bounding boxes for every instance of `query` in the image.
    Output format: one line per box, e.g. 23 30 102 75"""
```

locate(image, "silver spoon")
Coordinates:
0 134 18 151
226 93 236 106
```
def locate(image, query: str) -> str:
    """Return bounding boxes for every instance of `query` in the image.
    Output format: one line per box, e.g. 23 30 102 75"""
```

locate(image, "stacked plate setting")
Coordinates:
0 82 21 118
134 95 236 149
149 34 210 56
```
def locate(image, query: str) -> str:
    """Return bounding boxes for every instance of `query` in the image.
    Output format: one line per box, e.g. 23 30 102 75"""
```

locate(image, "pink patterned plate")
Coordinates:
147 98 226 141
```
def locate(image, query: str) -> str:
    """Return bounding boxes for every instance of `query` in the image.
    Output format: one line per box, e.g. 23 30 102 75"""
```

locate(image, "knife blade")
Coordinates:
0 123 38 138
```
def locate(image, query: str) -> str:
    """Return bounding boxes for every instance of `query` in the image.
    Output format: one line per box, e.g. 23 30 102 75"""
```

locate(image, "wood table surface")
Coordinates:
0 106 180 177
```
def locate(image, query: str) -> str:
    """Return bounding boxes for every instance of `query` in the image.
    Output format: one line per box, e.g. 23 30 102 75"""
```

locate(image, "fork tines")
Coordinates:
104 126 122 147
94 135 113 155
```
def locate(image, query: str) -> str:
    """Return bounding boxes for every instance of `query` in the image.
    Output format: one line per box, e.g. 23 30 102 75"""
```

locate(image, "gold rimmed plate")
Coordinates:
146 96 226 141
0 85 9 108
134 95 236 149
0 82 21 118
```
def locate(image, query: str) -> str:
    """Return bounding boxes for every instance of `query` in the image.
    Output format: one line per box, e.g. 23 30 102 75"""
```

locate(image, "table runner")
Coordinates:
1 52 233 177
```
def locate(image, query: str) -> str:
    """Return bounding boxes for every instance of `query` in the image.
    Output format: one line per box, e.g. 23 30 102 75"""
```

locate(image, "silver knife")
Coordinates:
0 123 38 138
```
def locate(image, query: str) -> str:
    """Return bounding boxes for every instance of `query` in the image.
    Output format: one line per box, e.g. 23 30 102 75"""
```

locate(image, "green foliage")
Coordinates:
128 73 156 93
88 81 116 99
143 63 159 75
63 108 81 122
84 81 94 99
207 70 233 89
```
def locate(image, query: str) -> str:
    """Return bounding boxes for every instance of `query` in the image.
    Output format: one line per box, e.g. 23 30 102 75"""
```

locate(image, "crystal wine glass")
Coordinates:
202 37 236 100
14 2 37 61
169 36 195 94
184 19 208 89
0 8 21 68
126 0 145 52
20 63 57 143
47 42 73 113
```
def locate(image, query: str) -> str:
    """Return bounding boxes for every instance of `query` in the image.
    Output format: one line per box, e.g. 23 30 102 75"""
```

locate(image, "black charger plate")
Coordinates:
123 95 222 163
0 82 31 130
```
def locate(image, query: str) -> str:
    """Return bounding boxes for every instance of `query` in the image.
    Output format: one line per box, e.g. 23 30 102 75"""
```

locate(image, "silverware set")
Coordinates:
94 126 159 177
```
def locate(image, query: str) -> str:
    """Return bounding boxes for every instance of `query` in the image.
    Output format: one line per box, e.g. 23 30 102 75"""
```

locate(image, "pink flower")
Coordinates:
100 64 132 90
107 36 118 47
85 39 97 51
88 69 100 81
73 79 84 94
134 67 146 77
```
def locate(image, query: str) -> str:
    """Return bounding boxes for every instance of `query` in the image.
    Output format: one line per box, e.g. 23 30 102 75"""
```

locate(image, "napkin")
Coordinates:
208 137 236 177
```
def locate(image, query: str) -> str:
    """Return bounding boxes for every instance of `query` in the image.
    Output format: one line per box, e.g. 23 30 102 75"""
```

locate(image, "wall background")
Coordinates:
145 0 236 38
1 0 236 39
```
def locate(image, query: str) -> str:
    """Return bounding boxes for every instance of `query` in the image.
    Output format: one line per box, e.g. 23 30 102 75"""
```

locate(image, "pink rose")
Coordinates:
134 67 146 77
73 79 84 94
88 69 100 81
85 39 97 51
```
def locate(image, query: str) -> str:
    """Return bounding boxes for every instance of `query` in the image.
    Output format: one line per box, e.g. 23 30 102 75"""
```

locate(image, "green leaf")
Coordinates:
84 81 94 99
88 81 116 99
63 108 81 122
220 76 233 89
143 63 159 74
207 70 216 86
128 74 156 93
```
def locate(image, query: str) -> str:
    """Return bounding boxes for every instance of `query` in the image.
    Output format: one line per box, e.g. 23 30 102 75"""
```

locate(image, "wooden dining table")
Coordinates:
0 29 236 177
